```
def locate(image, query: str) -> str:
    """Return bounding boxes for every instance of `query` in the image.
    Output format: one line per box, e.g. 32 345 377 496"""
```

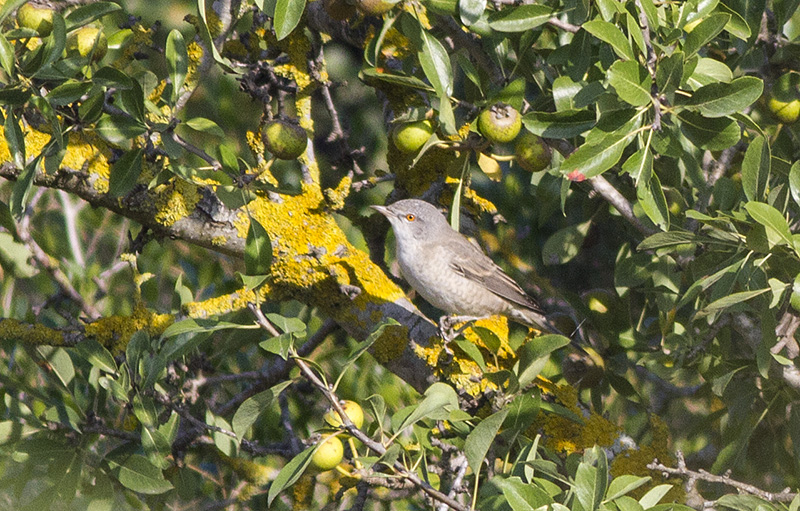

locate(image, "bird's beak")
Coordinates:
370 205 389 217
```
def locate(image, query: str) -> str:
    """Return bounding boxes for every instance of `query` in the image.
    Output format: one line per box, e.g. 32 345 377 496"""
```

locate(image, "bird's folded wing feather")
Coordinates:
446 237 545 313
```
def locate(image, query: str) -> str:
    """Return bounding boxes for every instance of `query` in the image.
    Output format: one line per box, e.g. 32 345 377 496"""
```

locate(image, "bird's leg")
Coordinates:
438 315 483 343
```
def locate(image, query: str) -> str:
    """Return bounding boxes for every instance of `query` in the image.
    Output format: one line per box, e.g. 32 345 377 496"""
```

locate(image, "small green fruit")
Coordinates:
17 3 54 36
767 96 800 124
354 0 397 15
324 0 357 19
393 119 434 153
767 72 800 124
263 119 307 160
311 435 344 471
514 131 551 172
477 102 521 144
66 27 108 61
324 400 365 429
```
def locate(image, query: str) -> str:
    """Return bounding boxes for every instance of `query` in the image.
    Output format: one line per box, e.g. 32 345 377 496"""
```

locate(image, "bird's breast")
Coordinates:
395 243 508 317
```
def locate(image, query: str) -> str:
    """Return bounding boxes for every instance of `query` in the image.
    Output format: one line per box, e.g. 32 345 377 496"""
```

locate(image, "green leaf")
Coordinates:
561 115 640 179
515 334 570 388
165 30 188 104
522 110 596 138
452 339 487 371
111 454 173 495
487 4 553 32
274 0 306 40
10 154 42 221
162 318 256 338
717 3 752 40
0 32 14 77
459 0 485 25
64 2 122 30
552 75 583 111
656 51 684 97
638 484 673 508
4 108 25 169
583 19 635 60
607 60 652 107
244 217 272 275
683 76 763 118
183 117 225 137
702 288 770 313
197 0 236 72
418 29 453 97
744 202 792 247
360 67 434 91
465 407 510 474
542 219 591 265
605 475 652 502
575 448 608 511
267 444 316 504
621 147 653 184
231 380 292 442
684 13 730 56
494 476 553 511
678 111 740 151
37 346 75 388
33 13 66 75
638 231 702 250
141 426 172 469
109 148 143 197
789 161 800 208
686 57 733 89
74 339 117 373
0 200 19 240
393 382 458 433
46 80 93 106
637 172 670 230
93 66 134 89
740 136 770 202
94 114 147 145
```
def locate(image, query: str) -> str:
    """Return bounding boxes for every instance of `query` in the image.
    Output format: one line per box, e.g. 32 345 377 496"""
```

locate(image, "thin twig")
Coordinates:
214 316 338 416
546 18 580 33
167 130 223 171
246 306 471 511
589 175 657 237
648 452 797 503
633 0 661 130
18 190 102 320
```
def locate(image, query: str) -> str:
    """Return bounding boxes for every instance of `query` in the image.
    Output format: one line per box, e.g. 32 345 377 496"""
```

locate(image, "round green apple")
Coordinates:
263 119 308 160
477 102 522 144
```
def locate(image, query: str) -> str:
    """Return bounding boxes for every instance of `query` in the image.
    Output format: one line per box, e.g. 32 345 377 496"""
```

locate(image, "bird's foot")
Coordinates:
437 315 482 343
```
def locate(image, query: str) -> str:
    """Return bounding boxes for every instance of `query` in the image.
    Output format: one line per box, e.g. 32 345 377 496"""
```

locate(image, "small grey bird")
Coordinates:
372 199 555 334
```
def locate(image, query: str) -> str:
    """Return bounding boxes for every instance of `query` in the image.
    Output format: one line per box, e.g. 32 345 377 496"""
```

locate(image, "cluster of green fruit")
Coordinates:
392 102 552 173
311 400 364 471
16 3 107 61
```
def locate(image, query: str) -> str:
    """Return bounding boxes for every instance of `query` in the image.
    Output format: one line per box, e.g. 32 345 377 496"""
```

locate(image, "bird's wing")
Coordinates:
446 237 545 314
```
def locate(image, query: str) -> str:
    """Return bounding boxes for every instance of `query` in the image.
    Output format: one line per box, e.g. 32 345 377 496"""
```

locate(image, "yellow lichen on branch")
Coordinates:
412 316 517 396
533 378 619 453
0 126 113 193
0 319 68 347
84 305 174 353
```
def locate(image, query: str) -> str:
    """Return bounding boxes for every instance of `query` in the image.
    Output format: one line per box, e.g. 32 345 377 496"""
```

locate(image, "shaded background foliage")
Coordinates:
0 0 799 509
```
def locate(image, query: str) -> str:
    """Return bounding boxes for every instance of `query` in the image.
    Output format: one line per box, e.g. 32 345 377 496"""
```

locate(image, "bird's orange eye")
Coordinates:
405 214 416 222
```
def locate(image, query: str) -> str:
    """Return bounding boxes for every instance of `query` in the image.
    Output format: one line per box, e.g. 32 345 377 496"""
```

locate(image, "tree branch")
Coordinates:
649 452 798 503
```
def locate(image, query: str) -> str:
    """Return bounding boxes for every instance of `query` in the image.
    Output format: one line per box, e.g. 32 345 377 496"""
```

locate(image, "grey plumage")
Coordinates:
372 199 553 332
